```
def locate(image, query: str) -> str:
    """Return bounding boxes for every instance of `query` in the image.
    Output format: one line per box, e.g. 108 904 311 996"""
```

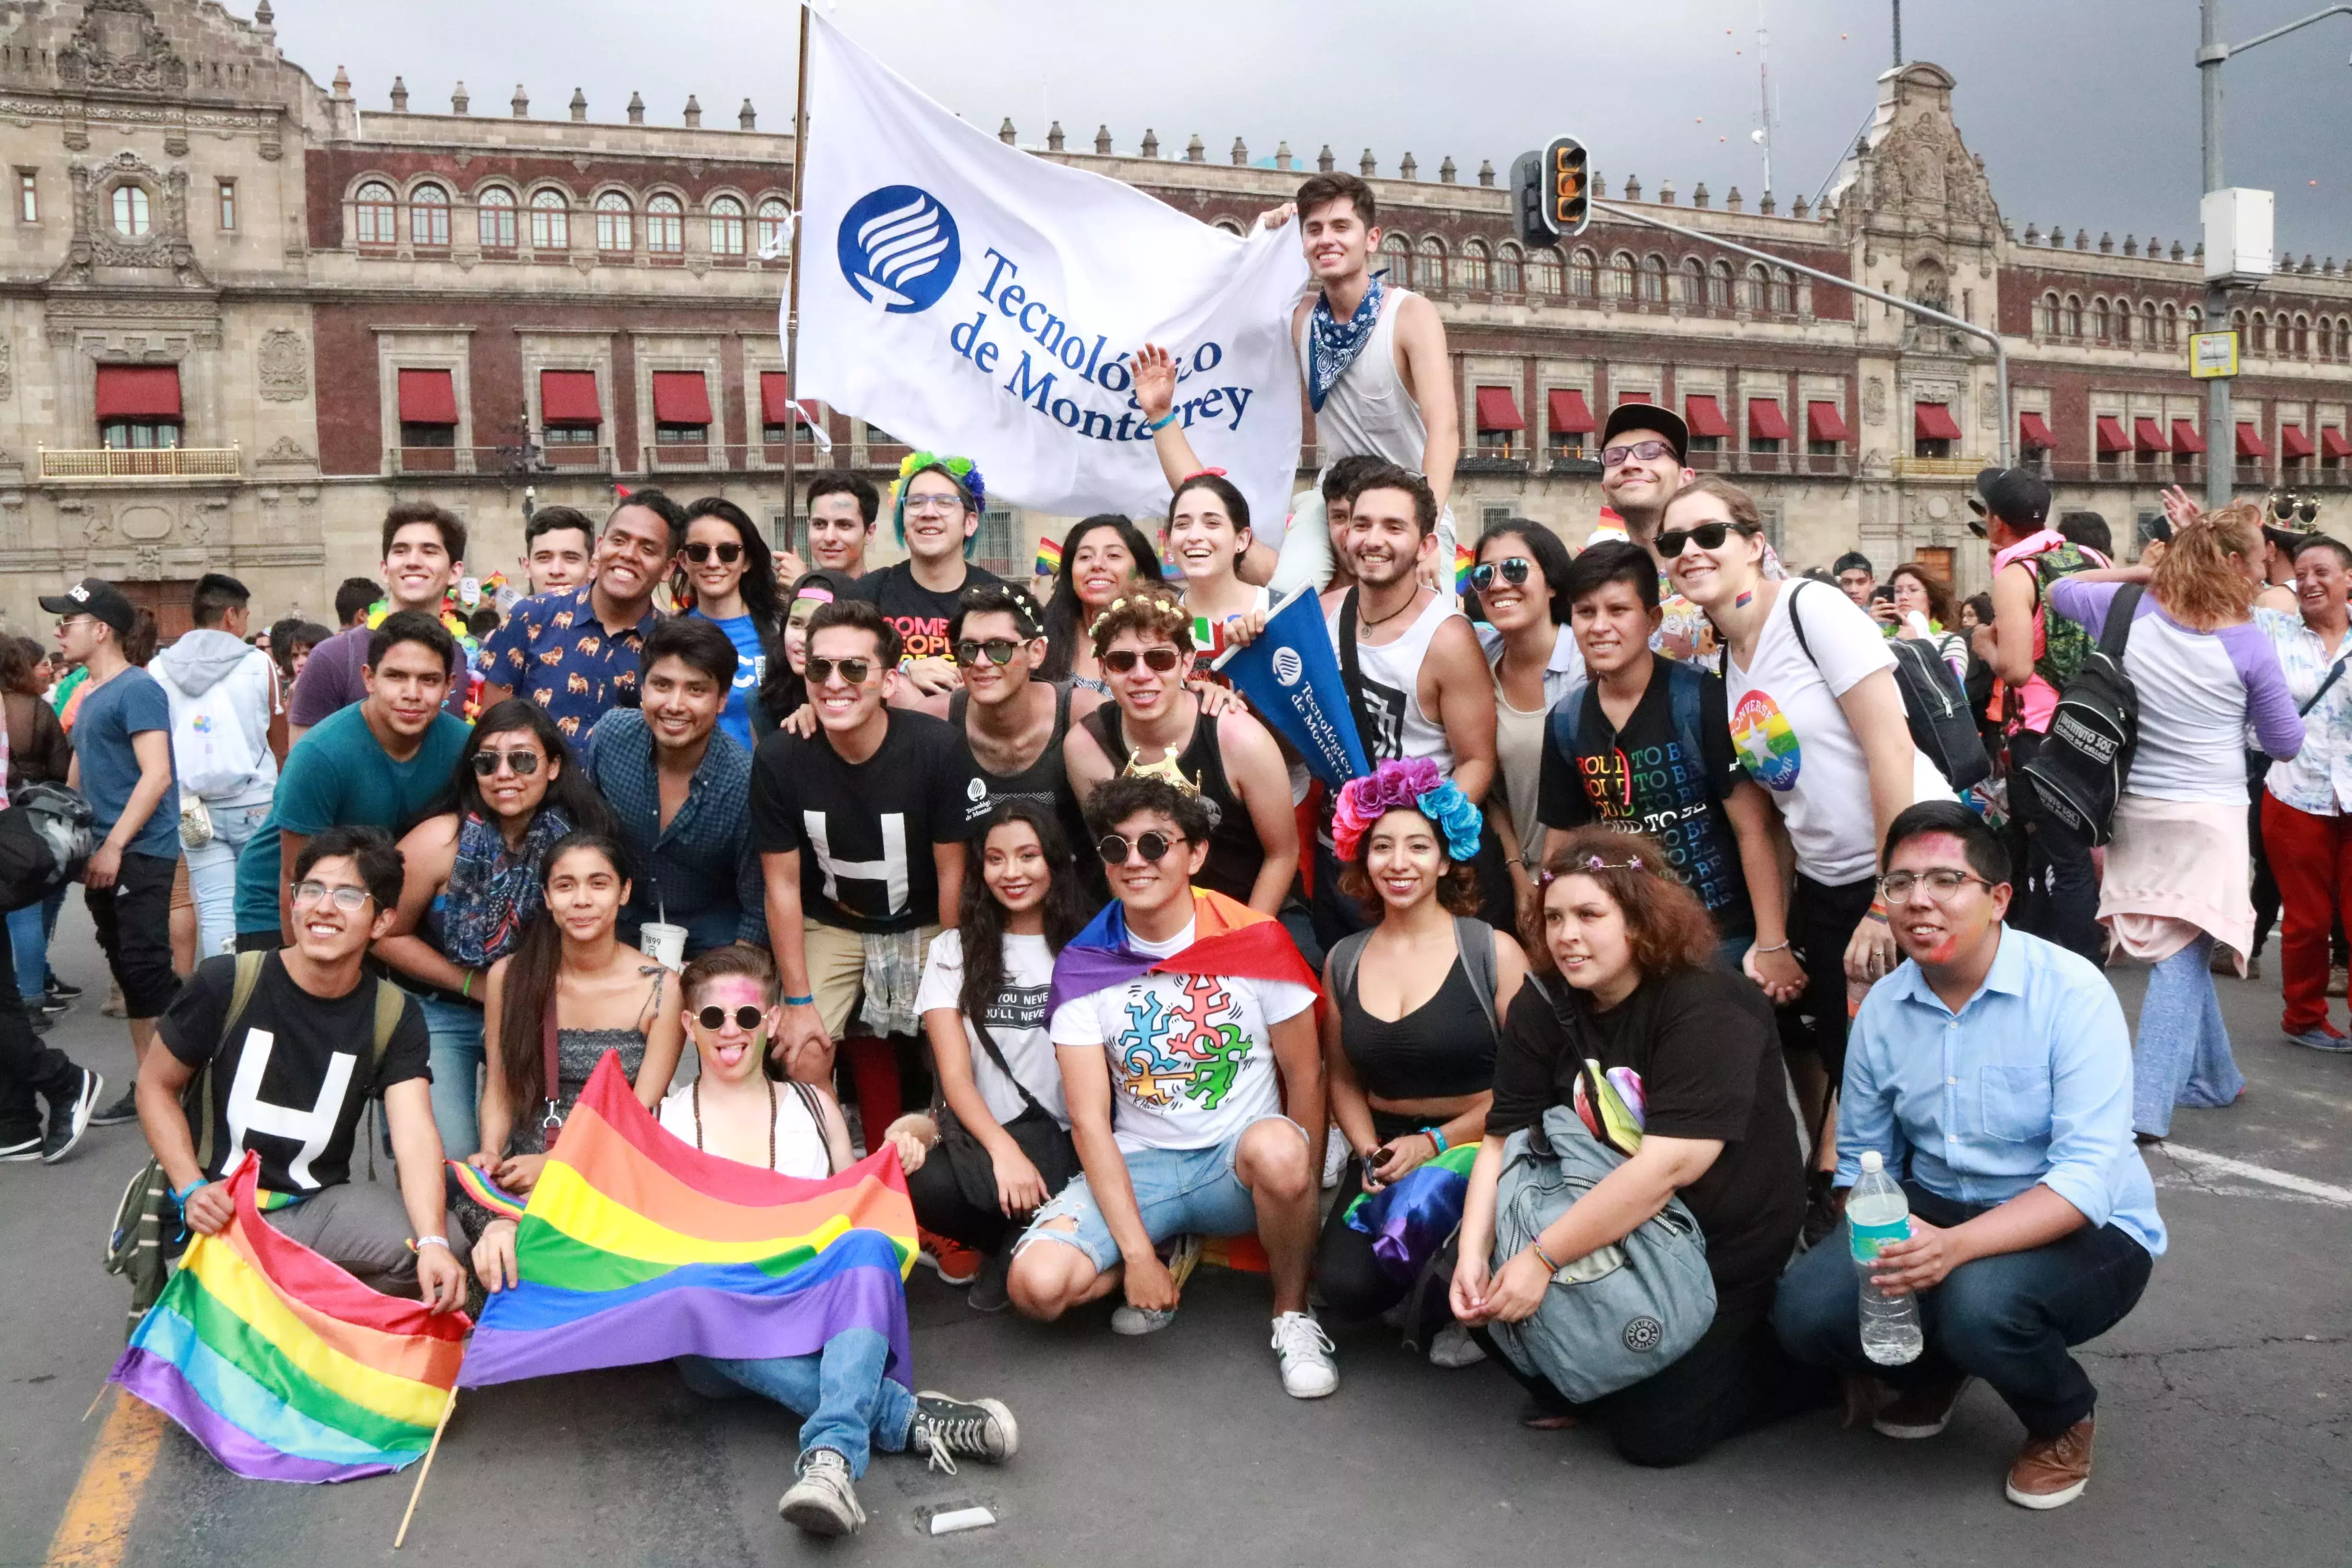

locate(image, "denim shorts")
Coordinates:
1014 1115 1304 1273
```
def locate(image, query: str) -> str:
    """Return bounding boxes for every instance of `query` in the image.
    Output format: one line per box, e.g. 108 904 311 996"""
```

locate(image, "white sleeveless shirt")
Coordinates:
1326 590 1459 774
658 1080 833 1180
1295 283 1430 469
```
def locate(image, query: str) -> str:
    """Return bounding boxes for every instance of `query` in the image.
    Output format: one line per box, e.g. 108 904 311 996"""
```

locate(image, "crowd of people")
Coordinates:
2 168 2325 1535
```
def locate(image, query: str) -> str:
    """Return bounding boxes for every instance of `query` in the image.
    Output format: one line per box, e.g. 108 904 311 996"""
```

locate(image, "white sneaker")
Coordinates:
778 1448 864 1536
1428 1322 1487 1369
1321 1126 1349 1189
1271 1311 1338 1398
1111 1235 1199 1335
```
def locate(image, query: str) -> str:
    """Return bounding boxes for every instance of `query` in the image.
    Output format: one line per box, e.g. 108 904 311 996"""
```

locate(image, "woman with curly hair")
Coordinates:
1314 758 1527 1365
1452 826 1815 1467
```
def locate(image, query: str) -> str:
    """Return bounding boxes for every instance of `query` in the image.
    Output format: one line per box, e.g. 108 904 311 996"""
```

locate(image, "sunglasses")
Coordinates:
1600 439 1676 468
1096 829 1186 864
805 656 876 686
1469 557 1532 594
683 541 744 564
1103 647 1183 674
471 748 542 777
954 637 1023 667
694 1004 766 1032
1655 520 1755 557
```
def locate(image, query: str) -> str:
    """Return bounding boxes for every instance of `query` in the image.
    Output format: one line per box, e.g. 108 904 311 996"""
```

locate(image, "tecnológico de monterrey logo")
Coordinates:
838 185 960 313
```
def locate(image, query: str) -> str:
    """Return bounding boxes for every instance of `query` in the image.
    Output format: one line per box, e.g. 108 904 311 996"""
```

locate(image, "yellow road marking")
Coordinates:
44 1389 164 1568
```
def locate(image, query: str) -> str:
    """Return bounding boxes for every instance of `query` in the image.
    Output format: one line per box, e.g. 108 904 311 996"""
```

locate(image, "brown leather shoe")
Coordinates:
2005 1417 2095 1509
1873 1376 1973 1439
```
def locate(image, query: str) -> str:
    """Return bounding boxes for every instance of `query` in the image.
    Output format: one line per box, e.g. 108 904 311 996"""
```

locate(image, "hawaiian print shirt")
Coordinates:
480 584 659 739
2255 606 2352 815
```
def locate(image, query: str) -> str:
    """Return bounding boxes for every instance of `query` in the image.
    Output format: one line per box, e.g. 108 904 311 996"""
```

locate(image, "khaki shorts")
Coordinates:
802 921 942 1039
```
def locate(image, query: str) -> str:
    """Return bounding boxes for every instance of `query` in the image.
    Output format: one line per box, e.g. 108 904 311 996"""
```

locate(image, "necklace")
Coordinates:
1357 590 1421 633
691 1076 778 1171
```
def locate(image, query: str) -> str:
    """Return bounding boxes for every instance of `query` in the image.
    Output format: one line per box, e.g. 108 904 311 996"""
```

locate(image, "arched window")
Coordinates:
2293 313 2312 356
645 193 683 255
708 195 745 257
1459 238 1491 291
1564 248 1593 298
1769 267 1794 315
1610 251 1637 299
1494 241 1522 294
1678 257 1704 306
2142 302 2158 347
2063 295 2083 337
755 197 788 256
594 191 632 254
1414 236 1446 291
478 186 518 250
1709 260 1733 308
2336 317 2350 361
110 182 151 237
2038 292 2060 337
2249 310 2268 353
1379 232 1410 281
2161 302 2178 347
1744 263 1769 312
1212 217 1245 236
1530 246 1565 296
354 180 396 246
2090 298 2110 341
409 182 449 248
1639 254 1667 303
529 189 569 251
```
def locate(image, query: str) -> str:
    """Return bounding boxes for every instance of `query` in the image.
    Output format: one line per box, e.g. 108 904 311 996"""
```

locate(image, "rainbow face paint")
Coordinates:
1735 590 1755 608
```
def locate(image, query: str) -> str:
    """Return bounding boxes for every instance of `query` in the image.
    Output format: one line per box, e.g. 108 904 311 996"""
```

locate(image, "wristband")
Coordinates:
1425 1126 1449 1155
460 970 474 999
1145 411 1177 433
1530 1241 1564 1274
1752 940 1791 955
1865 904 1891 924
783 993 815 1008
171 1179 208 1207
413 1235 451 1252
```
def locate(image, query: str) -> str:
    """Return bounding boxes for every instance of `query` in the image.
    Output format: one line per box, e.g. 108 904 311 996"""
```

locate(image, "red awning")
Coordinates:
1547 388 1595 434
1914 401 1963 441
2133 417 2169 454
761 371 796 425
94 365 182 419
1684 395 1730 439
2280 424 2316 460
2094 416 2131 456
651 371 713 426
539 369 602 426
1618 390 1653 405
1746 399 1791 441
2236 422 2270 458
1474 386 1525 432
1806 401 1849 443
396 368 458 425
2322 427 2352 460
2170 418 2206 454
2019 411 2057 450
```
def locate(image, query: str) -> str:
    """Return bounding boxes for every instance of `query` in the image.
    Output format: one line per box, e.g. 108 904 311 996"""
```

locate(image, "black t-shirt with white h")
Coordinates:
750 709 973 933
158 952 430 1194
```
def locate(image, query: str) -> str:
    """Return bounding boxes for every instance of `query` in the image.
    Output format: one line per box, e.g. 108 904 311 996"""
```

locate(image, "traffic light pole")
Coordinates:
1591 199 2013 467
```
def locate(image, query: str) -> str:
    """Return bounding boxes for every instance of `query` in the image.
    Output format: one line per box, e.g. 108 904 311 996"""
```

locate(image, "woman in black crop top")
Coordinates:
1312 760 1527 1361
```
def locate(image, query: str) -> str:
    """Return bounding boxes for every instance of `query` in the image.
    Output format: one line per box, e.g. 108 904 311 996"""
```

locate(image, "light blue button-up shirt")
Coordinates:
1840 924 2166 1258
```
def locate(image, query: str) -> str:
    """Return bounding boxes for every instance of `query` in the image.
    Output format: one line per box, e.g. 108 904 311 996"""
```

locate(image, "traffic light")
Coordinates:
1515 134 1590 246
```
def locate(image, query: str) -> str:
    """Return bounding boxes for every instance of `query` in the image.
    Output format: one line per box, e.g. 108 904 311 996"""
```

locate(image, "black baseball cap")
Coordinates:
1967 467 2052 537
38 577 135 635
1600 402 1689 464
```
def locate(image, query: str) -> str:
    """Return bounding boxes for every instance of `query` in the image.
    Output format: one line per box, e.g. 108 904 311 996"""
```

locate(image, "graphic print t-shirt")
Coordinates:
1048 916 1317 1153
849 560 1007 665
159 953 430 1193
749 710 972 933
1537 668 1754 935
914 928 1066 1127
1723 582 1950 887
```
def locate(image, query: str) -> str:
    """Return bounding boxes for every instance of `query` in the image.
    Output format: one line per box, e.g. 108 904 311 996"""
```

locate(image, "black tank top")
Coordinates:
949 681 1090 852
1080 702 1262 906
1338 953 1496 1100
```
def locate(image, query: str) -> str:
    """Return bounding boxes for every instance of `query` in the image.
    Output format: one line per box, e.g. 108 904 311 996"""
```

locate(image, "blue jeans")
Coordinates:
675 1328 913 1477
1771 1181 2154 1438
186 799 271 960
1014 1117 1299 1272
417 994 486 1159
7 903 44 1002
2134 933 2243 1137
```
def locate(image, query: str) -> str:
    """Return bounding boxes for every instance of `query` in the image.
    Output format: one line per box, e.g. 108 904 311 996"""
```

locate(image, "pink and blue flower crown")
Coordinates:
1331 757 1483 865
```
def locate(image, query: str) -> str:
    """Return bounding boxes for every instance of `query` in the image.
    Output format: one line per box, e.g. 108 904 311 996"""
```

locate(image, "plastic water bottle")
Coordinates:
1847 1150 1924 1366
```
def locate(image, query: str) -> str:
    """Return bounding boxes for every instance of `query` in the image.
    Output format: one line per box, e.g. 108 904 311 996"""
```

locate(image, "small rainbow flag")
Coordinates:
457 1054 918 1391
448 1159 528 1222
1453 542 1476 596
108 1150 470 1483
1034 535 1064 577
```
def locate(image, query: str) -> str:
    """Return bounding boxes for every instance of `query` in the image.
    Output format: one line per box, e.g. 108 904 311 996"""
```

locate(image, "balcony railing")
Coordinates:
40 445 242 480
1890 457 1986 480
644 443 753 474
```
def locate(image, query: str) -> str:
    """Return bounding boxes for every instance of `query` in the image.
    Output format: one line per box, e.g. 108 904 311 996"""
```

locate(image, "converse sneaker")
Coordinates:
778 1448 864 1536
1427 1322 1487 1370
42 1069 102 1164
1111 1234 1199 1335
909 1392 1018 1475
1271 1311 1338 1398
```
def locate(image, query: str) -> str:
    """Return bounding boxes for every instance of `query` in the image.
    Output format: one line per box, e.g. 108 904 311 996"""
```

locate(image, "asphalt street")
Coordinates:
4 910 2347 1568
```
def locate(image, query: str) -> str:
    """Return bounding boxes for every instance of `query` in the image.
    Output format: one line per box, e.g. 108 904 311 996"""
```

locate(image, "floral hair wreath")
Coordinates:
1086 591 1193 645
891 450 985 512
1537 852 1647 887
1330 757 1483 865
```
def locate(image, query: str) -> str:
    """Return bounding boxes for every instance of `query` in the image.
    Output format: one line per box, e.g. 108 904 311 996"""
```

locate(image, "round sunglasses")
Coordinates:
1655 520 1758 558
471 748 542 777
683 541 744 564
1469 557 1532 594
693 1004 766 1032
1103 647 1183 674
1096 829 1187 864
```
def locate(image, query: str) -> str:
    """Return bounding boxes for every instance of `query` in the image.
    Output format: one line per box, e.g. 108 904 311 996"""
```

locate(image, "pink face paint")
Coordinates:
1735 590 1754 608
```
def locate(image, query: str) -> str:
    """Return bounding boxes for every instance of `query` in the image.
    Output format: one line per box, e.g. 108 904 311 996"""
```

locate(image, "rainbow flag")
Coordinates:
1045 887 1319 1021
447 1158 527 1222
1034 535 1064 577
108 1151 470 1483
1453 542 1475 596
457 1054 918 1391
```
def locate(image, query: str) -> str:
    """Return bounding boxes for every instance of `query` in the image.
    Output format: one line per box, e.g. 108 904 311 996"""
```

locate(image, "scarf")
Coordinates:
1304 269 1386 413
444 806 572 970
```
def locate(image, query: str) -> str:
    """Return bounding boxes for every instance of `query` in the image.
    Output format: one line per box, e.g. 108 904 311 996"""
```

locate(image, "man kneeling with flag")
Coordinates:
1007 774 1338 1398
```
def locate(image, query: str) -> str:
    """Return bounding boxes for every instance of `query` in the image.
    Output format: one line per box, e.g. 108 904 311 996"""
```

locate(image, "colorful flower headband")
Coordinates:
891 451 987 553
1331 757 1482 865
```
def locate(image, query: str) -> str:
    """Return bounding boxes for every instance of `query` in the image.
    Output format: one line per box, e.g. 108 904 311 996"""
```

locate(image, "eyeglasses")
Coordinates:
683 541 744 564
291 881 372 912
1600 439 1676 468
954 638 1023 668
694 1004 766 1032
1469 558 1532 594
1876 868 1995 902
471 749 542 777
1656 521 1755 557
905 496 964 515
1096 830 1186 864
1103 647 1182 674
805 656 876 687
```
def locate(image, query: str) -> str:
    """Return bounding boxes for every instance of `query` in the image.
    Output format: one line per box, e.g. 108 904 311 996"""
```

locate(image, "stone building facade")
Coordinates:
1 1 2348 635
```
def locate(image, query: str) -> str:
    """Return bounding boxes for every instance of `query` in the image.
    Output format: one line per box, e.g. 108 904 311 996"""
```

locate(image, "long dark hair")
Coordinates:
756 568 848 729
957 802 1089 1024
679 497 784 635
1039 515 1162 681
449 697 618 839
496 831 632 1118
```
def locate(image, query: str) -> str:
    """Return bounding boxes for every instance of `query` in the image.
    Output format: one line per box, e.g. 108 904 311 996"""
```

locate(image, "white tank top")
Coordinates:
1326 590 1459 773
1295 284 1429 469
657 1080 833 1179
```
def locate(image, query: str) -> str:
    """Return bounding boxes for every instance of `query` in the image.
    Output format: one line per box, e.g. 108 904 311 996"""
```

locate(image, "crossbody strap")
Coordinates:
968 1013 1054 1124
2300 651 2351 717
1337 589 1379 766
2097 583 2145 662
787 1081 838 1174
1452 916 1500 1041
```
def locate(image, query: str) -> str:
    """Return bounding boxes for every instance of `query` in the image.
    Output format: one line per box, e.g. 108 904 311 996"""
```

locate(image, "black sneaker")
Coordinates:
0 1130 39 1162
37 995 69 1017
45 977 82 1001
87 1086 141 1127
27 1012 52 1034
965 1249 1012 1313
41 1069 101 1164
909 1392 1017 1475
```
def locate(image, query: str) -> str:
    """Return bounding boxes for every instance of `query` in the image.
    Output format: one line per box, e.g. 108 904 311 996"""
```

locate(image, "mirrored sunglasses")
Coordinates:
1469 557 1532 594
471 749 542 777
954 638 1022 668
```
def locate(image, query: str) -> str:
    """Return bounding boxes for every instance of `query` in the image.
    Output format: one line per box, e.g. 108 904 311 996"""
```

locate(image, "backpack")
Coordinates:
0 780 92 912
1328 915 1502 1036
2020 539 2098 691
1785 580 1990 792
157 653 269 800
105 951 408 1337
2015 583 2144 848
1545 659 1715 838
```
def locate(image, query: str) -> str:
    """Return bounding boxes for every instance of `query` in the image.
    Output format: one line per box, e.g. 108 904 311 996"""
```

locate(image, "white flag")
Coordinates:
792 12 1310 533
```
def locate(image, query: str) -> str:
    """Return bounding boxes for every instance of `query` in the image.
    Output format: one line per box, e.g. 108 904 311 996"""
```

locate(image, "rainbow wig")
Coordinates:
1330 757 1482 865
891 450 988 555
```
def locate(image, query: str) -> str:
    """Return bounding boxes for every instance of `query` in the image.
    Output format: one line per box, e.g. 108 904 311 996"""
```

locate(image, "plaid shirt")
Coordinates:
481 585 658 740
2255 606 2352 815
582 707 767 953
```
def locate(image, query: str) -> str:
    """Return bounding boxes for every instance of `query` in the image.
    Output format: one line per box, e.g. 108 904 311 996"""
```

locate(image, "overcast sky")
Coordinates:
271 0 2352 258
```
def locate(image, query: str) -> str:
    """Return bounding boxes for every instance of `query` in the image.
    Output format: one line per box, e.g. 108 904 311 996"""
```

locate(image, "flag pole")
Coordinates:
392 1388 459 1550
777 0 813 555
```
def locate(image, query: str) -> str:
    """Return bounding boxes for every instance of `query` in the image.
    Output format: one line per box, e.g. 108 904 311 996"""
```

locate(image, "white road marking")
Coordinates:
2161 1143 2352 1207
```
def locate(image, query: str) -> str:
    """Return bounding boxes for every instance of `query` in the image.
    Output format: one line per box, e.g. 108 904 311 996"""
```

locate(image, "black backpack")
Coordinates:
1785 582 1990 792
0 781 92 913
2016 583 2144 848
